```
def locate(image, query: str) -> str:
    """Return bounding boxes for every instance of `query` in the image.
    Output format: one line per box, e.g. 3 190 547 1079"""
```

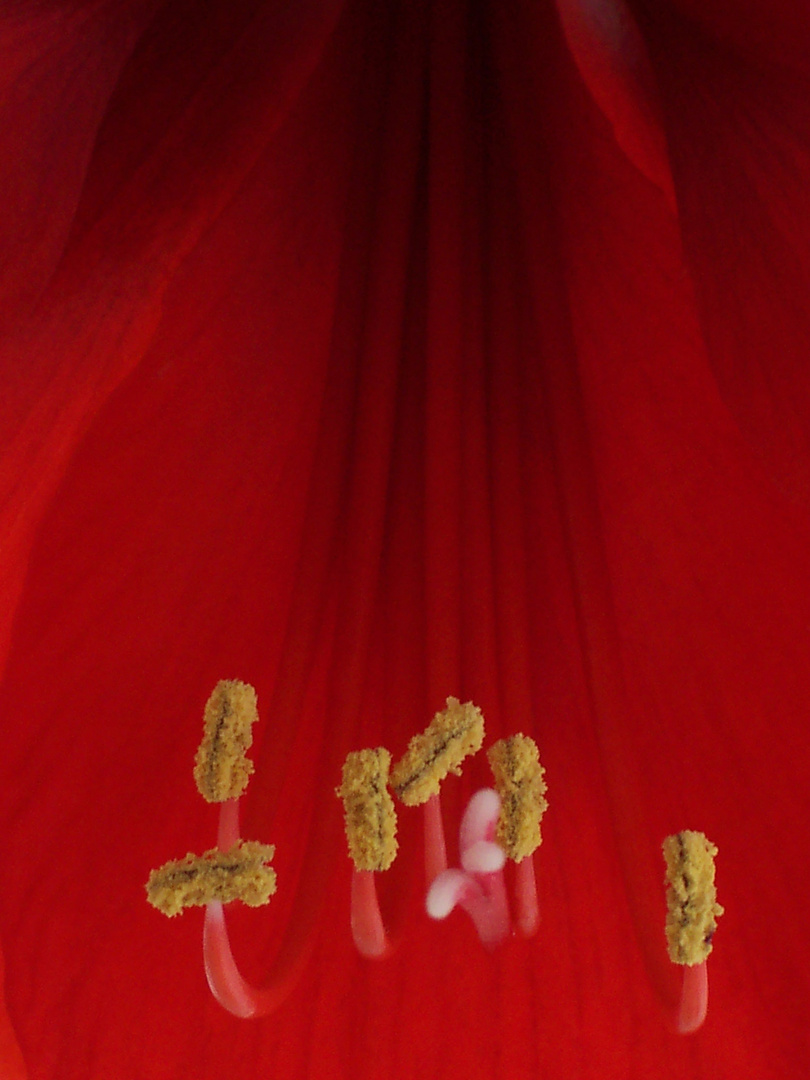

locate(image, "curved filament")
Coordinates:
202 798 308 1018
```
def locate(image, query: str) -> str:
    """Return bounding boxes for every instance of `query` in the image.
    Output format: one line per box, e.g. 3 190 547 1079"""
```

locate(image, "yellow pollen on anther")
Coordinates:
487 734 548 861
663 830 724 965
336 747 398 871
145 840 277 917
193 679 259 802
390 697 485 806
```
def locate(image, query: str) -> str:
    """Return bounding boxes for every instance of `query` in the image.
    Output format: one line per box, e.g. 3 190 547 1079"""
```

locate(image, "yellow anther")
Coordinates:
145 840 277 918
390 698 485 806
194 680 259 802
336 747 398 872
487 734 548 861
663 830 724 965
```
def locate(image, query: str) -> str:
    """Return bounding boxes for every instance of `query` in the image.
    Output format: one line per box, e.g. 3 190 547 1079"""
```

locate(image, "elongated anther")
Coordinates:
390 697 484 806
487 734 548 860
662 831 723 966
336 748 398 871
194 680 260 802
145 839 277 917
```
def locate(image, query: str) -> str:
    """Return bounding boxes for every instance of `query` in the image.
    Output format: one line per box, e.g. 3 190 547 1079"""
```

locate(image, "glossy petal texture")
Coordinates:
0 1 809 1078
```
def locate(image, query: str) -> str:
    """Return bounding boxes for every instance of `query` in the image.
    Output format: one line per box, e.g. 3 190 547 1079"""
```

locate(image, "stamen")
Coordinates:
146 679 310 1018
487 735 547 937
336 748 398 958
425 788 510 949
663 831 722 1034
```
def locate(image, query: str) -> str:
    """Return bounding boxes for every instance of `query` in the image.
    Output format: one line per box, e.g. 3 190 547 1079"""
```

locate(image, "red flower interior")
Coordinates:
0 0 809 1077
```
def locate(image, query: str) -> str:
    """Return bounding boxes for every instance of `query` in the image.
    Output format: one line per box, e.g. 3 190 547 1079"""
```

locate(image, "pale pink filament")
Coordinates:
217 797 241 850
514 854 540 937
423 792 448 885
350 870 391 959
676 961 709 1034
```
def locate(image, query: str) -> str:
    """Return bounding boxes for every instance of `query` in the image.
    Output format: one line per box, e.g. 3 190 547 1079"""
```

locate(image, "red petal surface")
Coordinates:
0 1 809 1078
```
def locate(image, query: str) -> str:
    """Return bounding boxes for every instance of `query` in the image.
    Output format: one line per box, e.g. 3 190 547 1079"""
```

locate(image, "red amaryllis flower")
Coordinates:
1 0 809 1077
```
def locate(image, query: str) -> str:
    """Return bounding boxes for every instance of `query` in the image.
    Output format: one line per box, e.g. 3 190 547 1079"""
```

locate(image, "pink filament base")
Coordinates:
423 793 448 885
218 797 241 850
675 961 709 1034
202 798 299 1019
513 855 539 937
350 870 391 959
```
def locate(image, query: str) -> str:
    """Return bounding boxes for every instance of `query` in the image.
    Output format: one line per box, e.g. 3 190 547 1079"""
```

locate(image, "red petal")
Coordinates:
0 1 808 1078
